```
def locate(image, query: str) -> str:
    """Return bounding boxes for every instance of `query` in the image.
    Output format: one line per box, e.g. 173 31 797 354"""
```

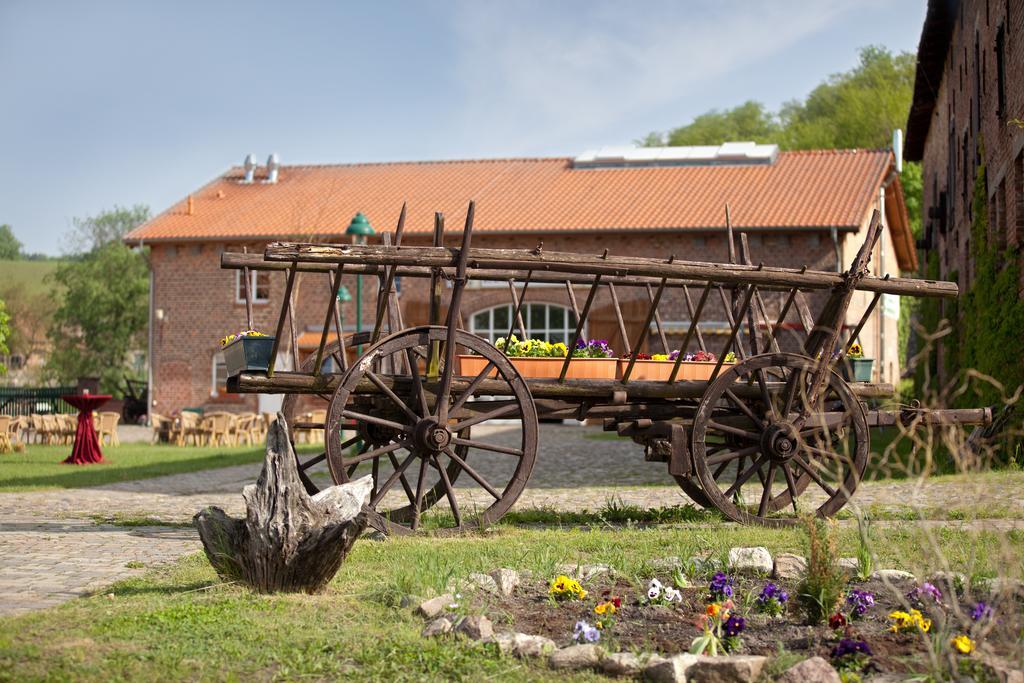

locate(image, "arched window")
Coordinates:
470 303 580 344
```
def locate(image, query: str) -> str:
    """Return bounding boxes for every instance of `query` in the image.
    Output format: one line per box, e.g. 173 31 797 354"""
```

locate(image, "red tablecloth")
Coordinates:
61 394 111 465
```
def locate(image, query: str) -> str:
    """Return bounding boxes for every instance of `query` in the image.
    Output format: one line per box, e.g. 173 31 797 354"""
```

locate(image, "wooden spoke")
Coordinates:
365 370 420 424
791 455 837 497
723 389 767 429
707 420 760 442
757 463 776 517
411 456 428 531
782 462 800 513
341 410 409 433
388 452 418 509
725 454 768 498
371 456 379 499
341 440 405 467
449 360 495 415
450 436 524 457
299 452 327 471
444 447 502 500
451 402 520 432
369 451 417 508
706 444 760 467
753 369 777 420
404 347 430 416
432 453 462 527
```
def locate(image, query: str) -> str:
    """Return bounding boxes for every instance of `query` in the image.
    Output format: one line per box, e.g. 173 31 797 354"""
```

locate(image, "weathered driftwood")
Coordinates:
193 415 372 593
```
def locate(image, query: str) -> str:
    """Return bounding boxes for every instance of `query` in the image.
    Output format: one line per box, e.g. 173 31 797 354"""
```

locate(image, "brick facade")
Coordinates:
909 0 1024 296
149 209 904 415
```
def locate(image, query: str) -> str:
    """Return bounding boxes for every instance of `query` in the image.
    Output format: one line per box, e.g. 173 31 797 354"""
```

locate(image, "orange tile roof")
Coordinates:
127 149 895 243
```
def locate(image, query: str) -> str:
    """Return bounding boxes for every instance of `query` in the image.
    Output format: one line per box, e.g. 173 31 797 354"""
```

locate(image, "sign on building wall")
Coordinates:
882 294 900 319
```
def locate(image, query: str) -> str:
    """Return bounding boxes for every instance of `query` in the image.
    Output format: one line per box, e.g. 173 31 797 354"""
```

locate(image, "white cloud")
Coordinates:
447 0 875 152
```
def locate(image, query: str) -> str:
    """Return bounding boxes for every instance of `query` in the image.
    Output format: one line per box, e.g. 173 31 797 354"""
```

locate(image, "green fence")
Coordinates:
0 387 77 417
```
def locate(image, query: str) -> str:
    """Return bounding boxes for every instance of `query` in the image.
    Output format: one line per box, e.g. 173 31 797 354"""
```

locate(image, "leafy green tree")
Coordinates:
46 207 150 393
65 204 149 254
780 46 916 150
644 101 781 147
0 224 22 260
0 299 10 375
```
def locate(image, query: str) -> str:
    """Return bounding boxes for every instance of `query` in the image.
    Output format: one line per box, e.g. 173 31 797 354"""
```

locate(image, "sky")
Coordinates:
0 0 928 255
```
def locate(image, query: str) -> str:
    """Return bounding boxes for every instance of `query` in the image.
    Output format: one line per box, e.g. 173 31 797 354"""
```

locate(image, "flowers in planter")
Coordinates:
845 589 876 618
951 634 975 655
219 329 268 347
906 582 942 606
708 572 735 601
831 638 873 677
644 578 683 605
573 339 614 358
549 575 587 601
495 335 567 358
572 620 600 643
888 609 931 633
847 342 864 359
828 611 848 629
691 598 743 655
754 582 789 617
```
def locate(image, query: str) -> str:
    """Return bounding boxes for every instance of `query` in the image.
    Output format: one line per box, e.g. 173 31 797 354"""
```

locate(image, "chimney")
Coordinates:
265 153 280 184
242 154 257 183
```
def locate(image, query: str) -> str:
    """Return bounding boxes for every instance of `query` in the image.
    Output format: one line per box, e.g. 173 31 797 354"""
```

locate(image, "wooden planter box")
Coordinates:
223 336 276 376
616 359 728 381
458 355 618 380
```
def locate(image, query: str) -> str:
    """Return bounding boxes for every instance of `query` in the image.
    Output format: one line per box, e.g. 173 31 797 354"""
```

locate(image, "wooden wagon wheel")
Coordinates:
325 326 538 534
691 353 868 527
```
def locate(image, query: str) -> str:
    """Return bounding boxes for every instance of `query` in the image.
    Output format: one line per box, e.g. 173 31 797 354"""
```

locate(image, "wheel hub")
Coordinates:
413 418 451 452
762 422 799 463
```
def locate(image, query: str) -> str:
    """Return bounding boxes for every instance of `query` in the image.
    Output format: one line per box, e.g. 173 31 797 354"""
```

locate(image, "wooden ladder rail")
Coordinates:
667 282 713 383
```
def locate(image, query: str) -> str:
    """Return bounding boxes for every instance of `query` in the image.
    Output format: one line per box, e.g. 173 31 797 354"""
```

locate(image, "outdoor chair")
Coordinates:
0 416 12 453
234 413 260 446
150 413 172 444
177 412 202 446
202 412 234 447
29 414 45 444
96 411 120 447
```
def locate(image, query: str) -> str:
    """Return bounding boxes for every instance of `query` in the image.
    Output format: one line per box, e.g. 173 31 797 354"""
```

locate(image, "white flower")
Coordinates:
664 587 682 603
648 578 663 591
647 585 661 600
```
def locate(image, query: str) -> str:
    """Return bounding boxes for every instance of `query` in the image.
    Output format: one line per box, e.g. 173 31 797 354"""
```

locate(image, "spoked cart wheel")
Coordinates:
691 353 869 527
325 326 538 535
281 332 369 495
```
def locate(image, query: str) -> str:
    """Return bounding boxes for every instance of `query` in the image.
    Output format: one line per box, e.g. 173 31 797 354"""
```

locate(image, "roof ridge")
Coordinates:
223 157 573 174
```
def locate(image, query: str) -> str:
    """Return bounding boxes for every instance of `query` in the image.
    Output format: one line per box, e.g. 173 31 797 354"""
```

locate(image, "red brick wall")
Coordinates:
148 213 899 414
918 0 1024 296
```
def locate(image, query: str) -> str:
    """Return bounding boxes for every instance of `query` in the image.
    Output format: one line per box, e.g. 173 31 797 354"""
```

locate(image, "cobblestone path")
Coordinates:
1 423 1020 615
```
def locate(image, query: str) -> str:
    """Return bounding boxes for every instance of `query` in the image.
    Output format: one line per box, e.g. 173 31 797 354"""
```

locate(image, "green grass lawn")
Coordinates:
0 443 297 492
0 259 63 297
0 521 1019 682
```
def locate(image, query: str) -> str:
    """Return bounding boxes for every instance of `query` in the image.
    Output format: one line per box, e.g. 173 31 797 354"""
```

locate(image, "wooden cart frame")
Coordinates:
222 202 991 533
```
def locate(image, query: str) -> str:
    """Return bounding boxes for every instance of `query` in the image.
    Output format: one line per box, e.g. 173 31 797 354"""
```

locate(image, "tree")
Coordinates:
0 225 22 260
643 101 781 147
0 299 10 376
65 204 149 254
46 206 150 393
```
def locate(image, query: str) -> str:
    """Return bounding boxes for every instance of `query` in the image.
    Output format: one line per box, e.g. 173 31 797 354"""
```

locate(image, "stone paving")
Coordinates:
1 423 1020 615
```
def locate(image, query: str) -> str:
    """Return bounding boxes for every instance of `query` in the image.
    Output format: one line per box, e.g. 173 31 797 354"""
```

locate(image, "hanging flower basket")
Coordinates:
221 331 275 376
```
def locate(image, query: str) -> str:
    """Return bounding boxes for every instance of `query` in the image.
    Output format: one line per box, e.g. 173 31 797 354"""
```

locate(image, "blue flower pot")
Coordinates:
223 336 276 376
849 358 874 382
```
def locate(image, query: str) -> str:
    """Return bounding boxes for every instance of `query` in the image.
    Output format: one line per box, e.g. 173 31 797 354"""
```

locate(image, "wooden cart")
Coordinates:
222 203 991 533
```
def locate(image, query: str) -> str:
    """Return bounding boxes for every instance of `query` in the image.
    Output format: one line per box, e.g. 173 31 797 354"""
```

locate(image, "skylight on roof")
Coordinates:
573 142 779 168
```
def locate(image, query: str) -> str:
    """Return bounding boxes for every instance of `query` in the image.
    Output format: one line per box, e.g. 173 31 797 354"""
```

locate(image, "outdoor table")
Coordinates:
61 394 111 465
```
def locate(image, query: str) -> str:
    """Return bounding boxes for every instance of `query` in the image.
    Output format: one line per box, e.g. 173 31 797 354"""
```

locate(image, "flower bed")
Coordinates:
435 567 1022 680
458 336 617 380
617 351 735 381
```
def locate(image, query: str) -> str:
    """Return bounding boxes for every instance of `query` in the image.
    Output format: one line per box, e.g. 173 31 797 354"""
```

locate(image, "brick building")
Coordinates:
125 144 916 416
905 0 1024 293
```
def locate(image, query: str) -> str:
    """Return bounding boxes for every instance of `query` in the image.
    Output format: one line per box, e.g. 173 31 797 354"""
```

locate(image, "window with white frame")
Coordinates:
211 352 227 396
235 270 271 304
470 303 580 344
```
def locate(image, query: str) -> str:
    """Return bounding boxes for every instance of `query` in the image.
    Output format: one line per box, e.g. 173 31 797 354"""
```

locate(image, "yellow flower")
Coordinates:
951 635 974 654
595 603 607 615
706 603 721 618
651 354 669 360
888 610 912 632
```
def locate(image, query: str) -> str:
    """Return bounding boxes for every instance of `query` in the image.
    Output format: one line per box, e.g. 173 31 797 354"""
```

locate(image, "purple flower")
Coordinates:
709 572 734 600
668 350 680 360
831 639 873 660
757 582 789 604
907 582 942 604
573 620 600 643
845 589 876 617
971 601 993 621
723 614 745 637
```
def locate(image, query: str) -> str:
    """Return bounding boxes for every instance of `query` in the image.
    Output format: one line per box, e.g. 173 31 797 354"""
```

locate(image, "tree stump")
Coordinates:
193 413 372 593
